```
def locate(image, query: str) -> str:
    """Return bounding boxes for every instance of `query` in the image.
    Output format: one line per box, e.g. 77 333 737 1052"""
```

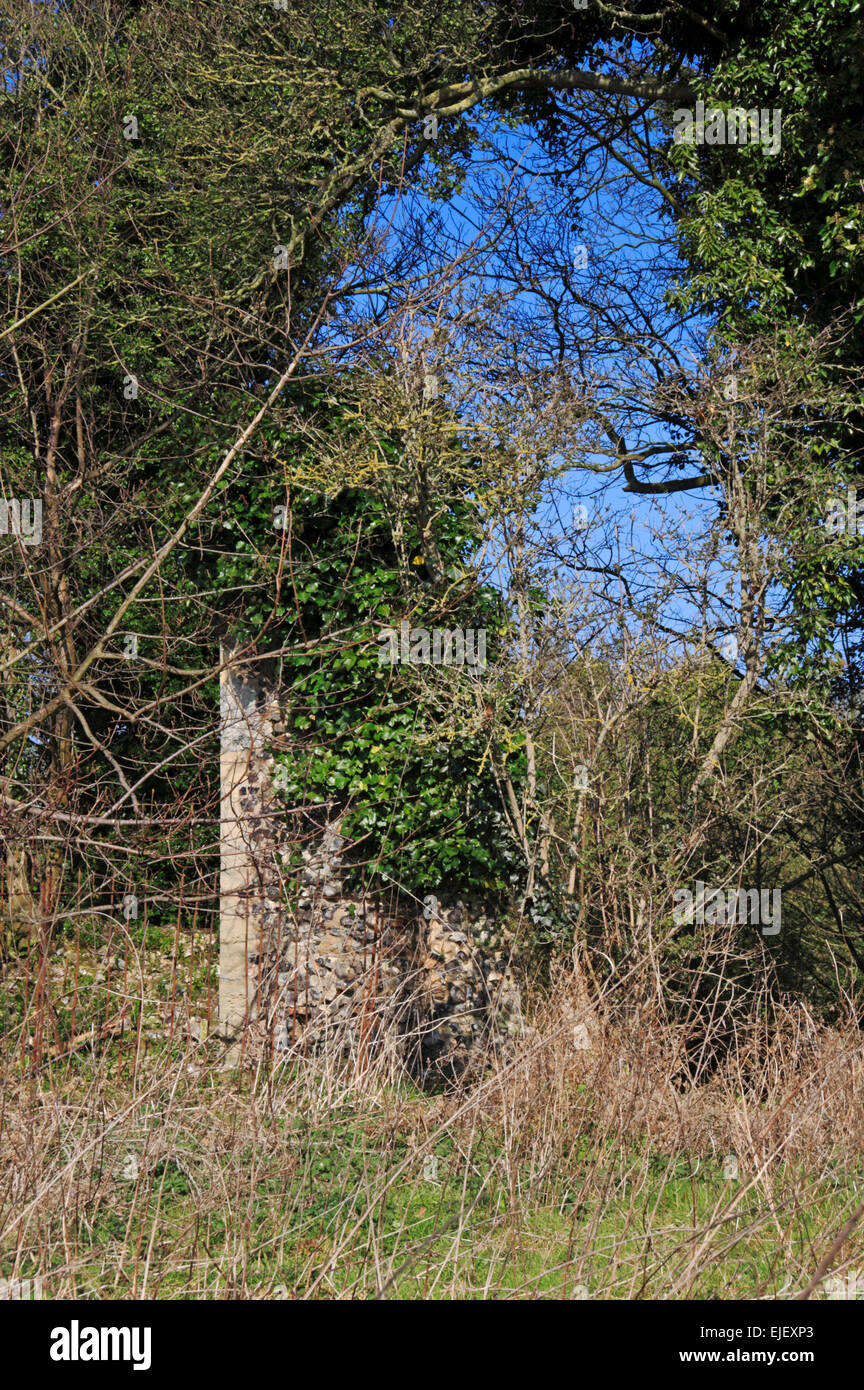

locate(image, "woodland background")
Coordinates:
2 0 864 1300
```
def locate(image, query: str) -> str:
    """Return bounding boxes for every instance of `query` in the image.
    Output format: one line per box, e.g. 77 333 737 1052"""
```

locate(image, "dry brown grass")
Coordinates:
2 953 864 1300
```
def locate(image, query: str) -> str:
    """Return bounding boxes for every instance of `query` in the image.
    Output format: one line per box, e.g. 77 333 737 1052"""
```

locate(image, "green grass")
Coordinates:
3 1061 862 1300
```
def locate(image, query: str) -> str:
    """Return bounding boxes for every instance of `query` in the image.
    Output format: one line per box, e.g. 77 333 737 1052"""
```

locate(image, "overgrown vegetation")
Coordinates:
3 0 864 1302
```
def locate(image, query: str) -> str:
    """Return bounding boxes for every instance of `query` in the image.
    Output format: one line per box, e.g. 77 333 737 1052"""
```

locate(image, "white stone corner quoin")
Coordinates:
218 643 281 1043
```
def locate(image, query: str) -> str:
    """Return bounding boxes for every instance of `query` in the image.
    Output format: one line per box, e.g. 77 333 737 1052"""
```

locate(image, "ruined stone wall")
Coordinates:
218 650 523 1078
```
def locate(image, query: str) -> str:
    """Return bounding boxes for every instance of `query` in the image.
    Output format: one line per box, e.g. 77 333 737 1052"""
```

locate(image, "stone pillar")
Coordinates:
217 645 526 1077
219 644 278 1045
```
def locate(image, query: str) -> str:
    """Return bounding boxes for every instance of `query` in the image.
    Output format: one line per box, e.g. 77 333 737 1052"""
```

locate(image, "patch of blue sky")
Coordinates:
306 95 740 671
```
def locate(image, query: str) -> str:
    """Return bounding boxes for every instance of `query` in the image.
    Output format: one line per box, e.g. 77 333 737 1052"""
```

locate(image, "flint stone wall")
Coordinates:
219 648 523 1078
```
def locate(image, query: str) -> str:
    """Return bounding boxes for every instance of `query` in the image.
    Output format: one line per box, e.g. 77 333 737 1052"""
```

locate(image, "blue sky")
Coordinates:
328 98 743 668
